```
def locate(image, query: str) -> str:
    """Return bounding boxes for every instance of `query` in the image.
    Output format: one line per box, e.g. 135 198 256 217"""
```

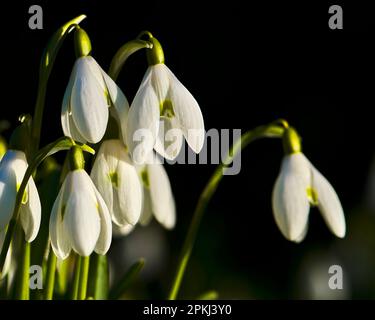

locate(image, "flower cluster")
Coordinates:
0 26 205 265
0 16 346 300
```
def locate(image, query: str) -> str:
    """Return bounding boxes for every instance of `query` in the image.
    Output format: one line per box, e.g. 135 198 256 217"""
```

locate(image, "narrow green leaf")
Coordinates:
87 254 109 300
109 259 145 300
55 254 72 297
14 241 30 300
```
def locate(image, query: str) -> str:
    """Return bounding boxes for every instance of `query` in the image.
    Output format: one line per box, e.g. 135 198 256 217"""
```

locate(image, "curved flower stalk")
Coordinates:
137 154 176 230
50 158 112 259
0 150 41 242
126 32 205 164
91 139 143 227
272 127 346 242
61 28 129 144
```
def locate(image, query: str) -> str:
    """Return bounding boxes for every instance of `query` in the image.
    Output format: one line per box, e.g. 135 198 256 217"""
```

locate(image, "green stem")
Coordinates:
167 123 286 300
108 39 153 81
44 250 57 300
87 254 109 300
71 256 82 300
30 79 47 157
78 256 90 300
15 241 30 300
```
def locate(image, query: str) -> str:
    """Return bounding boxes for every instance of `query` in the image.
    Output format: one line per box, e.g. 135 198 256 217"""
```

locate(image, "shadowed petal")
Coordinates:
311 166 346 238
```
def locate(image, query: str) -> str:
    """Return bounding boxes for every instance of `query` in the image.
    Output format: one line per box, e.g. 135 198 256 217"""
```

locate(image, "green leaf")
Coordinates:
14 241 30 300
109 258 145 300
108 39 153 80
55 255 72 297
87 254 109 300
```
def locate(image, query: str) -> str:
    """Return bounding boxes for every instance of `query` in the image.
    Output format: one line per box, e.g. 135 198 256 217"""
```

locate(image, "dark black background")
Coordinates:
1 0 375 299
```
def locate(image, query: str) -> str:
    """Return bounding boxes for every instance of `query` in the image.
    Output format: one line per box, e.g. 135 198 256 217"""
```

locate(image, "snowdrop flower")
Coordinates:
50 148 112 259
126 32 205 163
0 150 41 242
62 28 129 144
272 127 346 242
137 154 176 229
91 139 143 227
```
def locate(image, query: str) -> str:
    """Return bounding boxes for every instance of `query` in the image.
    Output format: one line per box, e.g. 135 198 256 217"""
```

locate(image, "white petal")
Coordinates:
126 69 160 164
63 170 100 257
49 177 71 260
154 117 184 160
61 61 87 143
272 154 311 242
91 151 113 216
116 151 143 225
99 68 130 145
61 102 87 144
150 64 171 100
294 222 309 243
147 162 176 229
165 66 205 153
311 166 346 238
139 186 153 226
112 223 134 237
7 151 28 186
0 151 27 231
91 140 143 226
20 177 41 242
0 169 17 232
92 187 112 255
70 58 109 143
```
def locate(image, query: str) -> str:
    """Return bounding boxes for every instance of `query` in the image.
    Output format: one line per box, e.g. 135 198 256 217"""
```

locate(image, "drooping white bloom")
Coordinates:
49 169 112 259
61 56 129 144
126 63 205 163
91 139 143 227
0 150 41 242
138 156 176 229
272 152 346 242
